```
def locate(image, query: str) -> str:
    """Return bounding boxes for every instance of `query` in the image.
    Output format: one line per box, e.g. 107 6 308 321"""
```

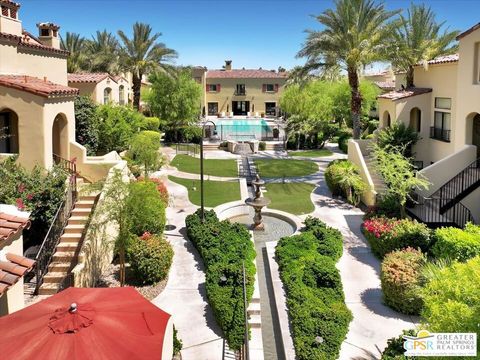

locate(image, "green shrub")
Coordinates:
381 329 418 359
185 210 256 350
337 132 351 153
259 141 266 151
422 257 480 341
128 233 173 284
364 194 402 220
126 181 166 236
74 96 100 155
276 219 352 360
127 130 162 177
173 326 183 355
381 248 425 315
139 116 160 131
304 216 343 261
431 223 480 262
376 122 420 158
363 217 431 258
325 159 366 205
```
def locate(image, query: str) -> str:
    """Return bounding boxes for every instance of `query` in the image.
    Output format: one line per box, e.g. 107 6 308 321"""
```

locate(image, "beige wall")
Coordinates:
348 139 376 206
204 77 286 116
69 78 131 105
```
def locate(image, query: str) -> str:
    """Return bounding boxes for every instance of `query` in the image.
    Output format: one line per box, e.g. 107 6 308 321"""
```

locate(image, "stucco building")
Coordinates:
349 22 480 226
68 73 131 105
193 60 287 117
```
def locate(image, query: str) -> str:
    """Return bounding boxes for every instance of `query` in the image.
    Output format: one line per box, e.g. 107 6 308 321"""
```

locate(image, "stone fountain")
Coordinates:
245 174 271 231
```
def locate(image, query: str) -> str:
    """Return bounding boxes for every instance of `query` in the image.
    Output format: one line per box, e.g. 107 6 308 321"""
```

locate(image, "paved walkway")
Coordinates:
151 179 223 360
154 167 239 182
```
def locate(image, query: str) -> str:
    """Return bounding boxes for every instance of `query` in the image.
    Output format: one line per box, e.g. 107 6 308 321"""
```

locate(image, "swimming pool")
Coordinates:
215 118 273 141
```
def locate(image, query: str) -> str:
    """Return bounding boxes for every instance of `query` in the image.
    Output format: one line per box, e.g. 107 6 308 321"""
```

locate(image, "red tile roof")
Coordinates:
0 75 79 98
207 69 288 79
0 253 35 296
0 31 69 56
378 87 432 101
0 0 20 8
68 73 116 84
415 54 459 66
0 212 30 245
457 22 480 40
374 81 395 90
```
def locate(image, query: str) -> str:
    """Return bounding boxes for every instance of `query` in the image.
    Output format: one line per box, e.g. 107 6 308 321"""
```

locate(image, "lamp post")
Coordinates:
200 120 216 223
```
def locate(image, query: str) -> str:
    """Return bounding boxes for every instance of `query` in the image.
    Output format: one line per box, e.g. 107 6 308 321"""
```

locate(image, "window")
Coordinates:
103 87 112 104
265 102 276 116
236 84 246 95
265 84 275 92
40 29 50 37
430 111 451 142
435 97 451 109
119 85 125 105
208 102 218 116
207 84 219 92
0 112 19 154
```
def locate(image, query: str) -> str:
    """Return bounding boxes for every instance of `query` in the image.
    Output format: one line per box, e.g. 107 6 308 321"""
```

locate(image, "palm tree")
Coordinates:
86 30 120 74
389 4 459 88
117 23 177 110
297 0 399 139
60 32 88 73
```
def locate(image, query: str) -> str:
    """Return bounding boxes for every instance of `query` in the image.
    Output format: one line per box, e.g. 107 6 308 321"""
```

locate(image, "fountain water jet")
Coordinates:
245 174 271 231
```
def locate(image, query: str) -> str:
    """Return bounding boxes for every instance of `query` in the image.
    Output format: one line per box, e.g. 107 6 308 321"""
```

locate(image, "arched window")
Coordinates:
119 85 125 105
0 110 19 154
409 108 421 132
104 87 112 104
382 111 391 128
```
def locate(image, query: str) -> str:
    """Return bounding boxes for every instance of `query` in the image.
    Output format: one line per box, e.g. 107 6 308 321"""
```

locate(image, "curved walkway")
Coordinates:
151 179 223 360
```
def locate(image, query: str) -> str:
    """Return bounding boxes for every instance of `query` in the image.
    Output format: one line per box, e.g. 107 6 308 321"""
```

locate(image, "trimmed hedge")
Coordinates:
431 223 480 262
381 248 425 315
128 233 173 285
185 210 256 350
338 132 351 154
276 217 351 360
304 216 343 261
363 217 431 258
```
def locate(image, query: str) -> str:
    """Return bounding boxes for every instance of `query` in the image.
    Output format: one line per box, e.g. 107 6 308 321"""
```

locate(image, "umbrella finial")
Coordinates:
69 303 78 313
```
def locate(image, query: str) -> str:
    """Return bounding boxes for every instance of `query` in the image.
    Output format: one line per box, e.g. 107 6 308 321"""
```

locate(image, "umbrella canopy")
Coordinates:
0 287 171 360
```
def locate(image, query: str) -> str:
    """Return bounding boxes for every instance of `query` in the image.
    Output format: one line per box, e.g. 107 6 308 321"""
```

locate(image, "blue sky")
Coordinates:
20 0 480 71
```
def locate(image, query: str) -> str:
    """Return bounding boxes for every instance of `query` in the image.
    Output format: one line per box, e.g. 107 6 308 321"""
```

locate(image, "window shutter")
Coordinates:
262 84 266 92
206 84 209 92
217 84 221 92
274 84 279 92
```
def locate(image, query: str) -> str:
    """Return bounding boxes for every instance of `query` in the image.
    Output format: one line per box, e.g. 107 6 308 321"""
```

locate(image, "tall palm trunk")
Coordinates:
348 66 362 139
406 65 414 88
132 73 142 111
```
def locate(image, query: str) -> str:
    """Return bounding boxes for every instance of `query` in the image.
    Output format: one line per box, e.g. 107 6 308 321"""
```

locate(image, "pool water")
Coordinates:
216 119 272 141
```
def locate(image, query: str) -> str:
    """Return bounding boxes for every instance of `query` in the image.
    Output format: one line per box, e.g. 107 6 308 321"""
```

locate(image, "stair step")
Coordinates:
60 233 82 243
249 314 262 329
75 200 95 209
52 251 75 262
64 224 85 234
38 283 59 295
43 271 67 283
48 262 71 272
247 301 261 315
71 208 92 216
250 297 260 304
68 216 89 225
80 195 97 201
56 242 80 252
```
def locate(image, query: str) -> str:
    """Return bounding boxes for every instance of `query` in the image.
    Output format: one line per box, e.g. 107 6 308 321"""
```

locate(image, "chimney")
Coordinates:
0 0 22 36
37 22 60 49
225 60 232 71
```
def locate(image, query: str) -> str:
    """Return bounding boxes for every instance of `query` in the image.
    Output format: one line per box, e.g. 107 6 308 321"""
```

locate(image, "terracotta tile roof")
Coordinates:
113 75 128 83
0 75 79 98
0 253 35 296
0 212 30 244
68 73 116 84
0 31 69 56
415 54 459 66
374 81 395 90
0 0 20 8
206 69 288 79
378 87 432 101
457 22 480 40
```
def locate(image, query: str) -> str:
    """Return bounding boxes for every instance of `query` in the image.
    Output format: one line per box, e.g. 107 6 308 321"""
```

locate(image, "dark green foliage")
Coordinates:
173 326 183 355
381 329 418 359
276 217 351 360
325 159 366 205
337 131 351 153
431 223 480 262
128 234 173 284
259 141 266 151
185 210 256 350
376 123 420 158
126 181 166 236
381 248 425 315
74 96 100 155
0 157 67 243
364 194 402 220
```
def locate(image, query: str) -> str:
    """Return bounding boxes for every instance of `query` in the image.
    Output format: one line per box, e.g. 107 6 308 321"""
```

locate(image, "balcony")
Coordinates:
430 127 451 142
234 90 246 96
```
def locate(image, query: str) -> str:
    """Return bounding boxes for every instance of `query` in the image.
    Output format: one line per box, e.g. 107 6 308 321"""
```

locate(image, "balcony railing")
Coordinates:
430 127 451 142
234 91 246 96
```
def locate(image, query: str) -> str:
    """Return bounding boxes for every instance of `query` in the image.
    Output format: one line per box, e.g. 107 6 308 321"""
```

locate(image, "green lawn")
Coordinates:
169 176 241 207
288 149 333 157
265 182 315 215
255 159 318 178
171 154 238 177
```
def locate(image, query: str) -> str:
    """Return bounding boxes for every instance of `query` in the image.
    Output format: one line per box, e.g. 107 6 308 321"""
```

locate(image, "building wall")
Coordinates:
69 78 130 105
204 77 286 116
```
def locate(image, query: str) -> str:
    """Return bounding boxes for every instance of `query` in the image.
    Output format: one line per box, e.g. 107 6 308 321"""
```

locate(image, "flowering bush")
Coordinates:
363 217 431 258
136 177 169 205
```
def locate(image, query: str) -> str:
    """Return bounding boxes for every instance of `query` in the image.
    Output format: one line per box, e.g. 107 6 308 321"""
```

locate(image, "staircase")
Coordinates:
364 155 387 197
406 158 480 228
264 142 284 151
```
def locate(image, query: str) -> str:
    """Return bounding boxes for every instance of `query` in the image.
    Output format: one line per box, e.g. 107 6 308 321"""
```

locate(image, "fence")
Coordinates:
175 143 200 156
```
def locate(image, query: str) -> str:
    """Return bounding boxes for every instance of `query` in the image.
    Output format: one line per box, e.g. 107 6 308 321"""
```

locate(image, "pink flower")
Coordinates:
17 183 26 193
26 193 34 201
140 232 152 240
16 198 25 210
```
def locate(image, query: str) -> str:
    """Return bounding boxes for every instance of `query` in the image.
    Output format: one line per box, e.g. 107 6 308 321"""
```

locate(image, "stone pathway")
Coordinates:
151 179 224 360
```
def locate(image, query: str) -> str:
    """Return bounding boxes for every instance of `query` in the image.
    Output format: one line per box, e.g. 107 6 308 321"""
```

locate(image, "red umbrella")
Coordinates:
0 287 172 360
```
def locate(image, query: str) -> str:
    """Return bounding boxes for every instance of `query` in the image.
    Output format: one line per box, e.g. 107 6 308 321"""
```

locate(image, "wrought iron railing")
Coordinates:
34 175 77 293
430 127 451 142
53 153 77 175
